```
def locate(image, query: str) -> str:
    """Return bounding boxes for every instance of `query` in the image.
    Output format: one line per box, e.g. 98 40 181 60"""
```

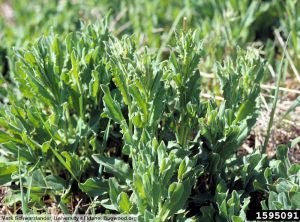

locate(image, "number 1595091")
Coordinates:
247 210 300 221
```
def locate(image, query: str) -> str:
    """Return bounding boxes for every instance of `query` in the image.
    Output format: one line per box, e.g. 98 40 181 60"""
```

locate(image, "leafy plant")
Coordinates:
0 1 300 220
0 21 113 209
0 20 269 219
90 29 265 220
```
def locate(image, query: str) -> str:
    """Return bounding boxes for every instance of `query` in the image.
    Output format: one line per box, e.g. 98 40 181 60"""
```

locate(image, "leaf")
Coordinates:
178 158 187 181
90 70 100 100
227 190 240 215
290 192 300 209
149 86 165 126
132 113 143 128
288 136 300 149
133 174 146 199
276 145 288 161
0 162 18 185
51 148 80 181
0 130 22 143
46 175 67 192
232 216 244 222
117 192 132 213
93 155 132 182
268 191 278 210
1 142 34 162
109 178 122 209
112 69 130 105
234 100 255 123
283 95 300 118
144 210 155 221
79 178 108 197
41 141 51 153
209 153 220 172
288 164 300 175
129 84 147 117
24 169 48 192
100 198 118 211
160 182 184 220
101 84 125 124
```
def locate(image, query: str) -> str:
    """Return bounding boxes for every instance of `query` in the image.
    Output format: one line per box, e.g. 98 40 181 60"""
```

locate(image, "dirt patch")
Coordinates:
0 1 14 25
0 186 10 214
240 98 300 163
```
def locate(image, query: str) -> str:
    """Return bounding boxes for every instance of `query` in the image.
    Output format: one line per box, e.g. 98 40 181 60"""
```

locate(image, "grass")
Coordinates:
262 32 290 154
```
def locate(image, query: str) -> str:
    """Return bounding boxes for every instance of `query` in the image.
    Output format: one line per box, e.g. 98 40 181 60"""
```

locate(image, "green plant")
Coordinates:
0 21 113 209
0 22 267 219
1 3 300 220
90 30 264 220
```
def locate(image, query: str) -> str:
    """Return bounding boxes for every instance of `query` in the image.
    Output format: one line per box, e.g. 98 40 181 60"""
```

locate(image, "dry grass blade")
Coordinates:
275 30 300 83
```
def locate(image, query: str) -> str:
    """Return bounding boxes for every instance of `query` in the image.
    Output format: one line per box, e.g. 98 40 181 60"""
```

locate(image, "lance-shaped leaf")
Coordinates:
101 84 125 124
111 67 130 105
89 70 100 101
129 84 148 118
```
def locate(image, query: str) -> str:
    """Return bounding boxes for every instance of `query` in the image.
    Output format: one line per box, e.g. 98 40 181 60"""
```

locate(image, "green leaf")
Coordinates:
160 182 184 220
79 178 108 197
133 174 146 199
276 145 288 161
101 84 125 124
289 164 300 175
90 70 100 100
117 192 132 213
24 169 47 192
93 155 132 182
109 178 122 209
290 192 300 209
232 216 244 222
178 158 187 181
283 95 300 118
0 130 22 143
46 175 67 192
112 70 130 105
0 162 18 185
150 86 165 126
288 136 300 149
129 84 148 117
234 100 255 123
51 148 80 181
41 141 51 153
